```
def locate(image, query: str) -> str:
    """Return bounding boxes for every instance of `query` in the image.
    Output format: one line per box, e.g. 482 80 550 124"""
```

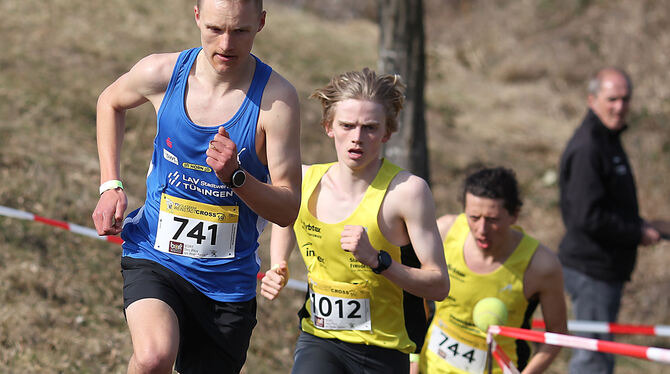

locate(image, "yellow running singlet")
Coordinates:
420 214 539 373
295 160 425 354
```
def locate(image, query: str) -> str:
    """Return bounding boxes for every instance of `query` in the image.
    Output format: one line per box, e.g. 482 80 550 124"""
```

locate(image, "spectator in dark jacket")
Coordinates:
558 67 661 374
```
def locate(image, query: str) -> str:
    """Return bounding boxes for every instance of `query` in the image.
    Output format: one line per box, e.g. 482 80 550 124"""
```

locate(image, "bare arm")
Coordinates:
342 174 450 300
384 176 449 300
260 164 309 300
521 245 568 374
209 73 301 227
92 53 176 235
260 222 297 300
409 361 419 374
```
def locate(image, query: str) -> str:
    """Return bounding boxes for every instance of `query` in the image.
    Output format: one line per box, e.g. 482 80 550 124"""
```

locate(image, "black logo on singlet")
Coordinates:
302 242 316 257
301 220 322 238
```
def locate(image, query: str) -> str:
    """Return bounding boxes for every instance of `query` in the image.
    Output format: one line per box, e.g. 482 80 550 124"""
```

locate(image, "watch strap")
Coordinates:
372 250 392 274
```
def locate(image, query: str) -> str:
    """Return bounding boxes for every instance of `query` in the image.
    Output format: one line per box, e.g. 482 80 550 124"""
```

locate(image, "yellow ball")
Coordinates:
472 297 508 332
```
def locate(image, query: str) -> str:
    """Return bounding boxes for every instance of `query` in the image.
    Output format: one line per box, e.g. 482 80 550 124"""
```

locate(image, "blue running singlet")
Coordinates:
121 47 272 302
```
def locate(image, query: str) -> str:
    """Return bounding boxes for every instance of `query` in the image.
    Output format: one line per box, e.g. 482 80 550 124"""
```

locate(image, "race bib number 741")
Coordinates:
155 193 238 258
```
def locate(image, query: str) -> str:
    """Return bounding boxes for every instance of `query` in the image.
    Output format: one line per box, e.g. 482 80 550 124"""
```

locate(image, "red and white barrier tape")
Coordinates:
0 205 308 291
486 334 520 374
0 205 123 245
533 319 670 337
489 325 670 364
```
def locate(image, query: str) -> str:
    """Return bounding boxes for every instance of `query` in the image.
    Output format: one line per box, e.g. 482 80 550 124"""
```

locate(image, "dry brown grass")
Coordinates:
1 0 669 372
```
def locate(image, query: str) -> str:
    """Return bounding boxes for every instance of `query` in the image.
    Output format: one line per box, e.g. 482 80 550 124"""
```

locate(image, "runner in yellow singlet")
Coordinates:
261 68 450 374
413 167 567 374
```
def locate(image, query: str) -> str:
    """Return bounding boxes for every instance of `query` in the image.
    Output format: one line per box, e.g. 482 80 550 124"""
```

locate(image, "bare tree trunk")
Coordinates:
378 0 429 184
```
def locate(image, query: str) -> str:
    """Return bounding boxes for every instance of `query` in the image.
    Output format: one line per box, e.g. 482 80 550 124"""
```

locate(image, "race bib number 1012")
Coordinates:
308 277 372 331
155 193 238 258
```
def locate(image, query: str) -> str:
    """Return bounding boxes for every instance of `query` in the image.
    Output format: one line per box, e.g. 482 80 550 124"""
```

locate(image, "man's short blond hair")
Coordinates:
311 68 406 134
196 0 263 13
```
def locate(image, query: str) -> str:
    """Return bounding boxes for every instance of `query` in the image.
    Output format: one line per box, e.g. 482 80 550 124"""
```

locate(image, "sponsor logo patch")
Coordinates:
163 149 178 165
169 241 184 254
182 162 212 173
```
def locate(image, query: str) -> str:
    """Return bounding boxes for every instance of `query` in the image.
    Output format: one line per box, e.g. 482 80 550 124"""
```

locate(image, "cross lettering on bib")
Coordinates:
427 323 488 374
308 276 372 331
155 193 238 258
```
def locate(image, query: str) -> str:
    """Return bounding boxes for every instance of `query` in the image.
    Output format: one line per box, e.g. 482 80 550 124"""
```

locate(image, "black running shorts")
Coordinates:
292 331 409 374
121 256 257 374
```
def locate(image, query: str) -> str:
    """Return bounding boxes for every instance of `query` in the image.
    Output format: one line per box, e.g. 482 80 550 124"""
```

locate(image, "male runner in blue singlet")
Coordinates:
91 1 301 373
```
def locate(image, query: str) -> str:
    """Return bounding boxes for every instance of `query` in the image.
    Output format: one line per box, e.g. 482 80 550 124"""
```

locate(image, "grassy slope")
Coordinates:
0 0 669 372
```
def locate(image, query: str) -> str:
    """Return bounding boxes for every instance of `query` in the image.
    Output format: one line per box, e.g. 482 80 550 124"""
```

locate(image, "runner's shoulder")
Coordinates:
384 171 436 222
128 52 180 91
388 170 431 199
264 70 299 104
527 242 562 283
436 214 459 239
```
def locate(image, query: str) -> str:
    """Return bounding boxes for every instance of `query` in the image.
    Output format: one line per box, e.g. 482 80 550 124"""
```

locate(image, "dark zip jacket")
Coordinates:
558 109 642 282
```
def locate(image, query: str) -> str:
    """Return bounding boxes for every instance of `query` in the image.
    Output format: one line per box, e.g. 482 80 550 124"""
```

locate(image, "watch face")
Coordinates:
232 169 245 187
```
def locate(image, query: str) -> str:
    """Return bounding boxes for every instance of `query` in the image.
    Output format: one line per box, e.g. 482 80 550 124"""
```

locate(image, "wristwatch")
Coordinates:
372 250 392 274
227 167 246 188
